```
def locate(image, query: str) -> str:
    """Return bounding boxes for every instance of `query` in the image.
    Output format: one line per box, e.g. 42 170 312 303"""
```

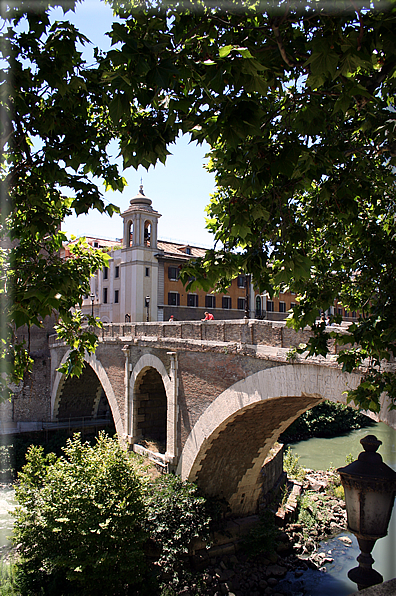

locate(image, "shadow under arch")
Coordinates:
51 351 124 437
177 363 362 516
129 354 177 461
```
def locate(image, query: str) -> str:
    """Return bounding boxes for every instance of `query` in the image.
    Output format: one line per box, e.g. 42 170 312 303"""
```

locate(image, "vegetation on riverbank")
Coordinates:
3 432 224 595
0 426 115 482
279 400 375 444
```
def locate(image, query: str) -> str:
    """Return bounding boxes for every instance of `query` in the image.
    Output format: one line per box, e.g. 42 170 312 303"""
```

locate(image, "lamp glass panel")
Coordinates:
344 486 361 532
362 491 394 537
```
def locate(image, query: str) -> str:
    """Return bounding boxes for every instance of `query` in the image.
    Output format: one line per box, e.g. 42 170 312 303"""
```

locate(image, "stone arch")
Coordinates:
51 351 124 437
129 354 177 461
177 364 362 516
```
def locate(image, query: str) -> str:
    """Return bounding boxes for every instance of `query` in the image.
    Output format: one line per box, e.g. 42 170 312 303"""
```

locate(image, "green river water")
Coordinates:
286 421 396 595
0 422 395 594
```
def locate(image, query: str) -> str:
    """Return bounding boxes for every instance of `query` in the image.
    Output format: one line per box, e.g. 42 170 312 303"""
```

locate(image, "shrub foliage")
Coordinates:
280 400 375 443
13 433 147 595
11 432 222 595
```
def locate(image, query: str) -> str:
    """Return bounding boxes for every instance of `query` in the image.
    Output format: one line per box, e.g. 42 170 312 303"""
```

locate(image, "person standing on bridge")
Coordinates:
202 312 214 321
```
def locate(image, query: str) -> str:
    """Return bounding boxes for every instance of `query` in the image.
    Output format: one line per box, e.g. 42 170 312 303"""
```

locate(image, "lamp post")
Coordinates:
145 296 150 322
338 435 396 591
90 293 95 317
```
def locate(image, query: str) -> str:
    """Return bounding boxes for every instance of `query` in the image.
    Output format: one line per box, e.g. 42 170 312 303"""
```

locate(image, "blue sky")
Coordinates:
54 0 216 247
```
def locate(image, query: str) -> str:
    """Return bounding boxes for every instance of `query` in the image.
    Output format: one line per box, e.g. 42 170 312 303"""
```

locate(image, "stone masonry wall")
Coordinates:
176 350 281 452
12 316 56 423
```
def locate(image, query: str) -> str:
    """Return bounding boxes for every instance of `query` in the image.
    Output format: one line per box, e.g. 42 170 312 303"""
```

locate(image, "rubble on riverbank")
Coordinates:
164 468 348 595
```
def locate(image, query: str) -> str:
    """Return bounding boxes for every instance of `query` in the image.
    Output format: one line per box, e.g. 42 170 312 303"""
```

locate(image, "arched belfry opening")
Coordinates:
144 220 151 246
134 367 167 454
128 221 133 247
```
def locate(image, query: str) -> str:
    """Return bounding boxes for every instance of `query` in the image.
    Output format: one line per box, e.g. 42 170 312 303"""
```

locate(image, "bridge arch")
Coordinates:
177 364 362 516
51 351 124 437
129 354 177 461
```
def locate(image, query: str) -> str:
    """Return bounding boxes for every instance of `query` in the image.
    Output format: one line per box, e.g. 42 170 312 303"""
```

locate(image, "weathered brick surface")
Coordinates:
281 326 312 348
176 350 279 451
181 322 200 340
57 365 101 419
163 324 182 339
13 317 56 423
94 343 126 422
135 368 167 446
194 395 315 502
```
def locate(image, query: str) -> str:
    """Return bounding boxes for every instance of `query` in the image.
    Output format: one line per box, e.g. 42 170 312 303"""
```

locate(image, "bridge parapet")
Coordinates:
47 319 322 348
48 318 349 356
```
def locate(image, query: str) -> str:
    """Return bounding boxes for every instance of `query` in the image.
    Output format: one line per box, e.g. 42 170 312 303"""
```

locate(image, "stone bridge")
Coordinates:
49 319 396 516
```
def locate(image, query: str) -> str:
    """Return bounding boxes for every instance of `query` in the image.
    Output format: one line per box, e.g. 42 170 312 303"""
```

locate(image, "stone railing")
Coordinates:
99 319 315 350
48 319 352 351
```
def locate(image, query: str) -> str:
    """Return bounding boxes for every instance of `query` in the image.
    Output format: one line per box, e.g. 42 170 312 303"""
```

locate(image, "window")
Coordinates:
94 242 99 248
103 288 108 304
187 294 198 307
290 302 296 309
168 266 179 281
168 292 180 306
185 247 191 255
222 296 231 309
237 275 246 288
338 308 342 315
352 311 356 318
267 301 274 312
237 297 245 310
205 295 216 309
145 267 150 277
103 268 108 280
279 302 286 313
115 266 120 278
255 295 261 315
114 290 119 304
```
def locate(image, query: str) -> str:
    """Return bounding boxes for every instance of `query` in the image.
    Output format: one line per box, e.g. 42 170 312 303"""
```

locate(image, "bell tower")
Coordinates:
120 185 161 321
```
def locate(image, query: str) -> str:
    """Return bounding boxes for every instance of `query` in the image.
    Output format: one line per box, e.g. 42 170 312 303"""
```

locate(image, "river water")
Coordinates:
0 485 16 557
0 422 395 594
286 421 396 594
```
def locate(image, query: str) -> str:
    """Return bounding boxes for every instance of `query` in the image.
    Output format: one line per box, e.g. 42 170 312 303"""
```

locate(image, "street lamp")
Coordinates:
145 296 150 322
338 435 396 591
90 293 95 317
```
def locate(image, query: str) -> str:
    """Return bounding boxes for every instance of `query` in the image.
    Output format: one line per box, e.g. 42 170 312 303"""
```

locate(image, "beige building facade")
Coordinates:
71 187 354 324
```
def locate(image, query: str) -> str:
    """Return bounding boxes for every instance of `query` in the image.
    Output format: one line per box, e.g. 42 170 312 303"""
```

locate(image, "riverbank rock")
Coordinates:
158 469 348 595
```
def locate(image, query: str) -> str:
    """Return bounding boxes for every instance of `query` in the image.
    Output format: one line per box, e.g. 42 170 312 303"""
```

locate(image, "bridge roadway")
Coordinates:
49 319 396 516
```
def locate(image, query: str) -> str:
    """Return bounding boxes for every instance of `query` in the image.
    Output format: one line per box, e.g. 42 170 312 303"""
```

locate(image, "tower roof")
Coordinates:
129 183 152 207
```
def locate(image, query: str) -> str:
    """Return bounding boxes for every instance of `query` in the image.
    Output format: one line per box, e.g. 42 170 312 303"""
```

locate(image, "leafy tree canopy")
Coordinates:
101 0 396 412
2 0 396 413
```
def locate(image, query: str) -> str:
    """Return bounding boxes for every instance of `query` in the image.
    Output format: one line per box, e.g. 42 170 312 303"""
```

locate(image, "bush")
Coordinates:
0 557 18 595
283 447 306 482
13 432 147 595
279 400 375 443
242 509 280 557
144 474 217 585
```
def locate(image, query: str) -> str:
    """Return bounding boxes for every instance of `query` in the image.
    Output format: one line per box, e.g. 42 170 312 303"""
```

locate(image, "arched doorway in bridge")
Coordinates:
52 362 116 435
134 367 167 454
177 363 364 517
